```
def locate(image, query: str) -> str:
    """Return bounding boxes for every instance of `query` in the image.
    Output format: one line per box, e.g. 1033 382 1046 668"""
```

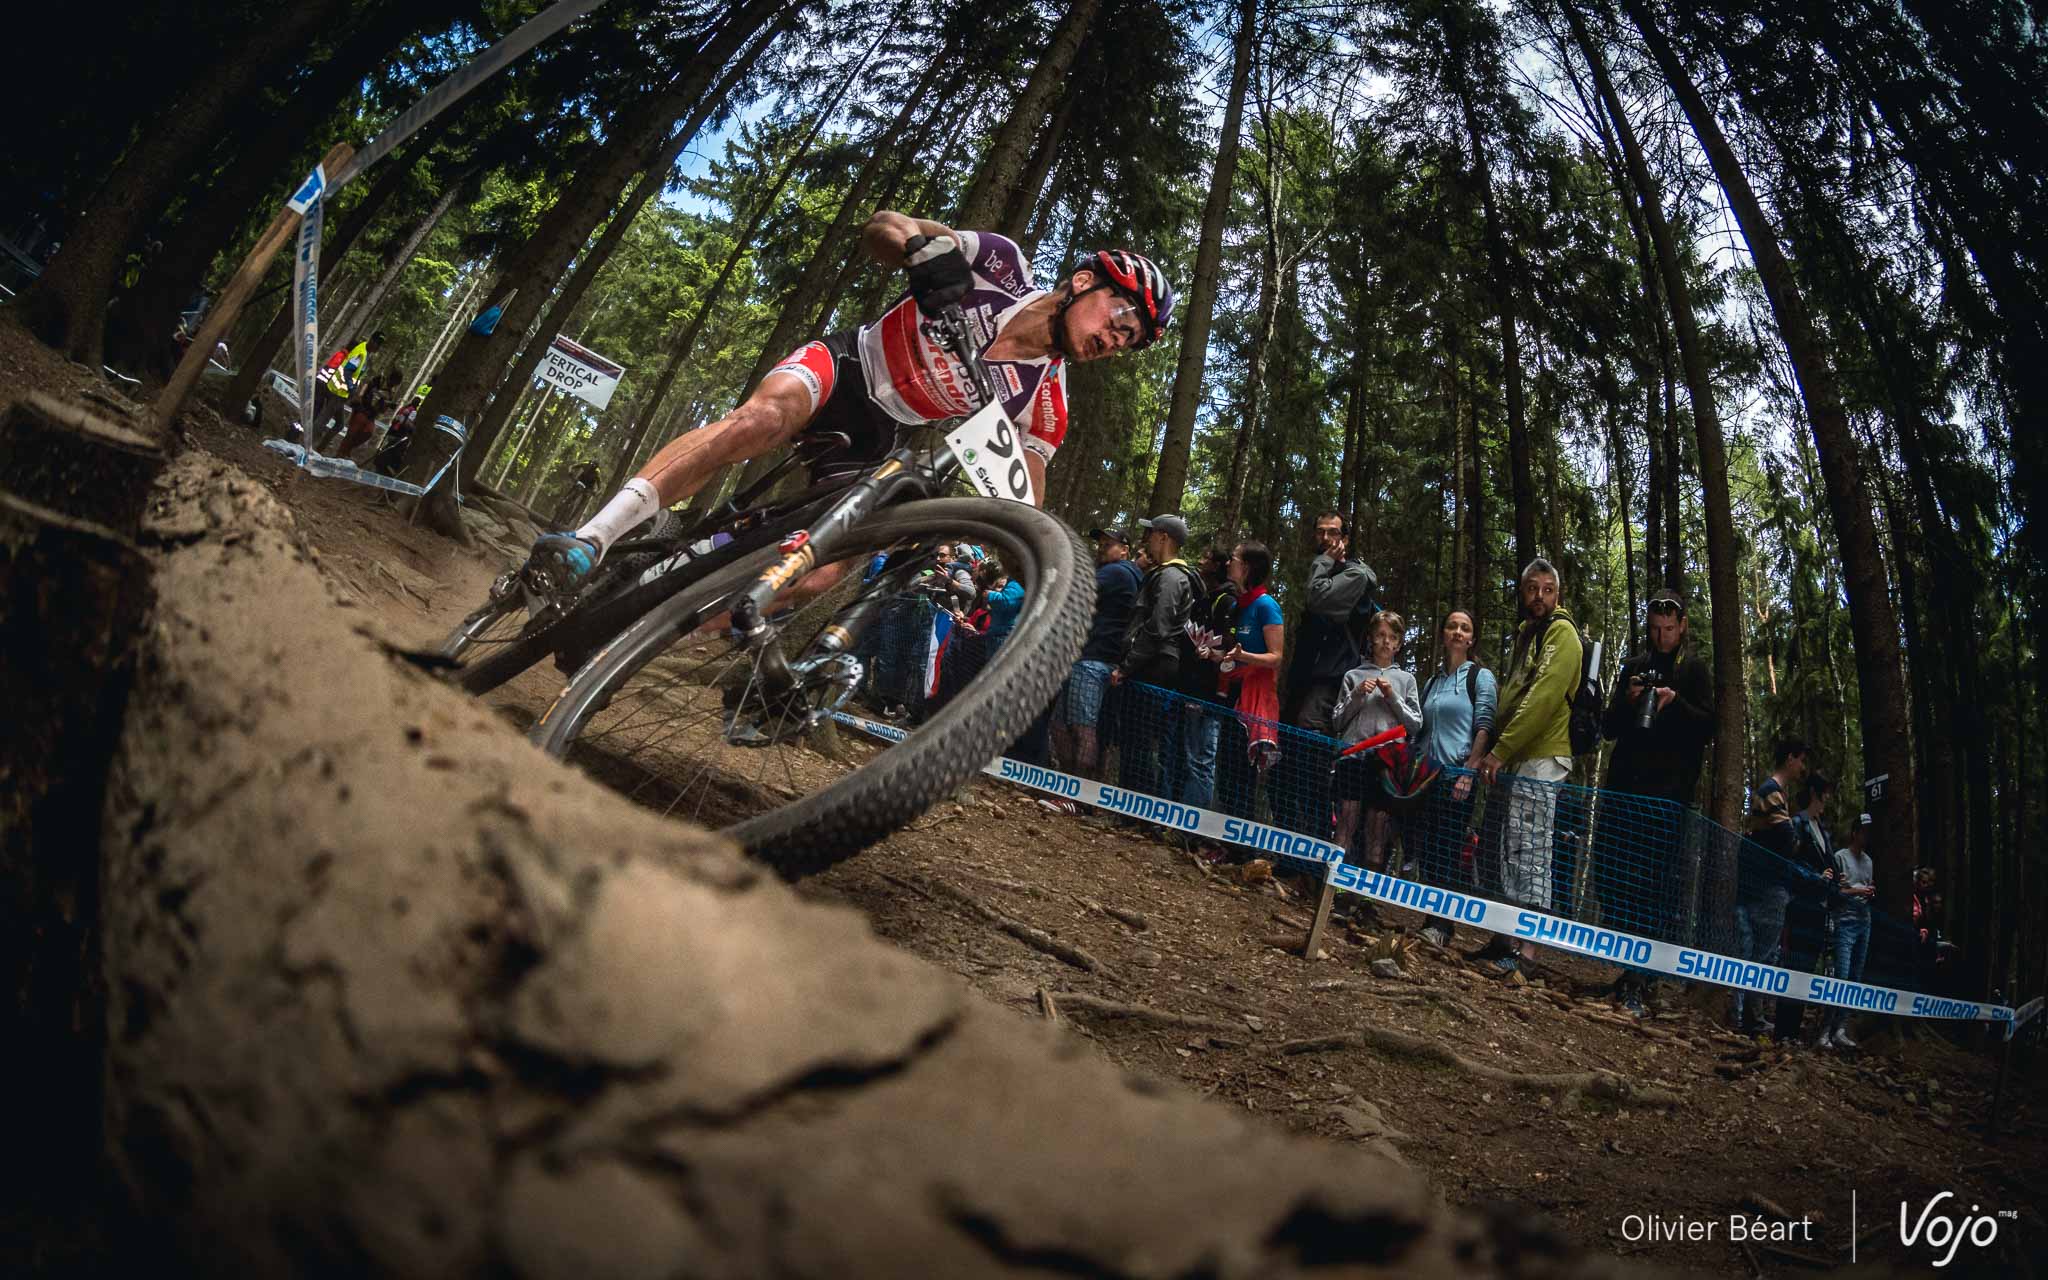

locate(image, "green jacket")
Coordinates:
1494 607 1581 764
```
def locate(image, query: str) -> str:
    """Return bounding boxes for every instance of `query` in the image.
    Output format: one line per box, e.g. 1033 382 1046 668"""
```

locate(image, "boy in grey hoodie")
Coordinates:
1331 611 1423 867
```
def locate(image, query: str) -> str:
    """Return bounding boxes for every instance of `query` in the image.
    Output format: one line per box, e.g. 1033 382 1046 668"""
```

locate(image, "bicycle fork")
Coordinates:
730 453 927 699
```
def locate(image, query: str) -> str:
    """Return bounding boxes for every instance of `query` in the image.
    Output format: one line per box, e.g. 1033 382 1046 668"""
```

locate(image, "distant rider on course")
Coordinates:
520 209 1175 593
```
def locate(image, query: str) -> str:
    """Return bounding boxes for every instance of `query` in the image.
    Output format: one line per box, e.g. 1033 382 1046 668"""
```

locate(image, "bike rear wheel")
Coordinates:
527 497 1093 877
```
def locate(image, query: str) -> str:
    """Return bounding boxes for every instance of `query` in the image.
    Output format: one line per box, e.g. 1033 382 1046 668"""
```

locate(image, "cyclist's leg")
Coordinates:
523 342 835 592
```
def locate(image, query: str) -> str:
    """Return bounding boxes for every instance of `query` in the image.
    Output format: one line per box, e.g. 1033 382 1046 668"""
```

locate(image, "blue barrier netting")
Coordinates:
840 608 2013 1027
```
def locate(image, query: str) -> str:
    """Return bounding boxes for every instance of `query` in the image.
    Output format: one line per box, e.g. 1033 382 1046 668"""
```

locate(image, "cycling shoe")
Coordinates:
523 531 601 595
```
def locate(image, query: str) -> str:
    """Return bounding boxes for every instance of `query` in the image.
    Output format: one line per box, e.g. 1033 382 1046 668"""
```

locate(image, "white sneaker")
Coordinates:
1420 925 1450 948
1834 1030 1858 1049
1817 1030 1836 1050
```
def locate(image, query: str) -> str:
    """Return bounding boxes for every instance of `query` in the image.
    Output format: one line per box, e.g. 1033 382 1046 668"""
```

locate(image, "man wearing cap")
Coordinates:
1112 515 1200 800
1052 526 1145 785
1822 814 1876 1048
1594 588 1716 1010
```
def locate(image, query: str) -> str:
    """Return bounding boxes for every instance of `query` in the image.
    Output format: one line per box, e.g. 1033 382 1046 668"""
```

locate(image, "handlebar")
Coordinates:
922 305 1000 412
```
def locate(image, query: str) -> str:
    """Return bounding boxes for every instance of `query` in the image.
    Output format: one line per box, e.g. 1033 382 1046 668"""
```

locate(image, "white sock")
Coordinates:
575 478 660 558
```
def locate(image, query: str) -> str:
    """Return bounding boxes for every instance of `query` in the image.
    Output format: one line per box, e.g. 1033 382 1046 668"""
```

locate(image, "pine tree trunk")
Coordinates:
1567 0 1746 832
333 177 467 350
1606 377 1640 655
113 0 452 371
1218 110 1286 538
1149 0 1256 513
1456 90 1535 574
682 75 963 513
220 121 454 418
15 0 355 365
404 0 794 538
1641 373 1664 590
1461 341 1485 625
1622 0 1916 896
999 94 1077 242
1659 345 1683 588
471 8 810 463
952 0 1104 228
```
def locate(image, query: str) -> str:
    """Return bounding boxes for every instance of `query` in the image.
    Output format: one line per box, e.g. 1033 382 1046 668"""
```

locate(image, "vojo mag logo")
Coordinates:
1898 1191 2015 1267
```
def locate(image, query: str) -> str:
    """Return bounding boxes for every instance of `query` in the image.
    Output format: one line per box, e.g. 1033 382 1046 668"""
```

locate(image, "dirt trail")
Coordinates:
157 393 2048 1277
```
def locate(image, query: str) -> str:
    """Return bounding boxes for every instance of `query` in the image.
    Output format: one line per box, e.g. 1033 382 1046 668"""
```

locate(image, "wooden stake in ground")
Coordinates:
152 144 353 437
1303 862 1341 959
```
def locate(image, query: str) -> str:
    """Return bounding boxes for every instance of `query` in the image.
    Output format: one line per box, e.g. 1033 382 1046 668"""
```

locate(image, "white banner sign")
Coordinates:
539 334 626 409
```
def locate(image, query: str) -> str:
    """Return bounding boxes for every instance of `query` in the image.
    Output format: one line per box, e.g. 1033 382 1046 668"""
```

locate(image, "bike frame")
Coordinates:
726 305 999 696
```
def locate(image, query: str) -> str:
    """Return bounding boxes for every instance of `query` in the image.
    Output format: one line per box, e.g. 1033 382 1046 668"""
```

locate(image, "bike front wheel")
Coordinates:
527 497 1093 877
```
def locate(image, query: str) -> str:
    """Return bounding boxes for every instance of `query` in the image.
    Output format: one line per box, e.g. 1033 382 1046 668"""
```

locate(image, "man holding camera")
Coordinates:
1594 589 1716 1012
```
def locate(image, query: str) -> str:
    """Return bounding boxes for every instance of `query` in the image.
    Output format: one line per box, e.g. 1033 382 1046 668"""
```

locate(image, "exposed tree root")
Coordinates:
1051 993 1241 1034
1279 1024 1686 1109
921 875 1111 977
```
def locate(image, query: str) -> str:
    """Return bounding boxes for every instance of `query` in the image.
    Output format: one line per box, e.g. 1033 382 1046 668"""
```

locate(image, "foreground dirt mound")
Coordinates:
90 443 1650 1277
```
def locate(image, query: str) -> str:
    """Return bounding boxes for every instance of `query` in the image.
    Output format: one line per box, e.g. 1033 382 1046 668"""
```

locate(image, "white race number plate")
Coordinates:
945 400 1036 505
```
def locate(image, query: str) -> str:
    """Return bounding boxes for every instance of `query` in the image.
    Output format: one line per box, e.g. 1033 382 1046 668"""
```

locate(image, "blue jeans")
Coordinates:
1166 700 1221 811
1825 911 1871 1036
1732 885 1788 1028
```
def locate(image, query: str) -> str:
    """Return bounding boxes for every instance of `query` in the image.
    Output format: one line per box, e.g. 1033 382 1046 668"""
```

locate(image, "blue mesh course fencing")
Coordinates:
836 577 2010 1026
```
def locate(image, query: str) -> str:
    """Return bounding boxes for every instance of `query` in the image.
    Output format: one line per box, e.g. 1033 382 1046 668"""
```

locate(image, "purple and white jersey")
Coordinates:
854 231 1069 459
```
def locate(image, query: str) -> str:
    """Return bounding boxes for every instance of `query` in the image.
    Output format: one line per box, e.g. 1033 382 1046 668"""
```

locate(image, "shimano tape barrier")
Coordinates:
833 711 2017 1029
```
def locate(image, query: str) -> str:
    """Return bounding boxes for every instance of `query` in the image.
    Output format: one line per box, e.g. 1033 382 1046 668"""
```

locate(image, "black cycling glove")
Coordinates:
904 233 972 316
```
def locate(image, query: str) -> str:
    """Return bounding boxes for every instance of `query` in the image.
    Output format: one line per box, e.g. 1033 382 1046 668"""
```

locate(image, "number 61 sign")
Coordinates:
945 399 1036 505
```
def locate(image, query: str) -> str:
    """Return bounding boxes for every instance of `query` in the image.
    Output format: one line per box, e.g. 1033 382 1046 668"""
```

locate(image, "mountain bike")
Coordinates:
436 305 1093 877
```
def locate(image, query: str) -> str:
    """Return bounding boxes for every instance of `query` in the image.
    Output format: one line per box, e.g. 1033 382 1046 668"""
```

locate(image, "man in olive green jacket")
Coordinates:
1479 557 1582 973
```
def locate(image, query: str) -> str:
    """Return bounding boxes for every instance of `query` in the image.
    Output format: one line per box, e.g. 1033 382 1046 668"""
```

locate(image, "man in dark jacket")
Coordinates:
1282 513 1379 730
1595 588 1715 1011
1275 512 1376 839
1114 515 1198 799
1053 527 1145 780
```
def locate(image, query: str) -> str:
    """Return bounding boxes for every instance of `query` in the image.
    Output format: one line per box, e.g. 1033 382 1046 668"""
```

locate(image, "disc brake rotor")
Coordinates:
721 651 865 747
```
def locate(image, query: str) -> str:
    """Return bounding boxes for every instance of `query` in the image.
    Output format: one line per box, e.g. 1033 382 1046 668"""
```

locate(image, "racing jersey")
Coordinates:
854 231 1068 460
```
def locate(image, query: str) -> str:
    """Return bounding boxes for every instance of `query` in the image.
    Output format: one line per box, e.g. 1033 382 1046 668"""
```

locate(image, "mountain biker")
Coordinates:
520 209 1175 594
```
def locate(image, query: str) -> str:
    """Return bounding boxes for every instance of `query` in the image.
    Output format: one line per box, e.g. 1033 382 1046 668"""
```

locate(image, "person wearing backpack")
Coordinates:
1477 558 1583 976
1113 515 1201 804
1409 608 1498 948
1594 588 1716 1012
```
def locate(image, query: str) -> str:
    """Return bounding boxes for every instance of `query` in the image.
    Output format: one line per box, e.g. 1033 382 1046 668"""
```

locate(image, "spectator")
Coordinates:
313 328 384 444
371 395 421 476
980 557 1025 655
1330 611 1423 870
327 371 396 460
1733 736 1812 1036
1284 513 1380 731
1212 540 1285 822
1113 515 1199 801
1477 558 1583 976
1779 772 1837 1044
1822 813 1876 1049
1276 513 1378 839
1053 528 1144 786
1161 545 1237 830
1595 588 1715 1011
1410 608 1497 949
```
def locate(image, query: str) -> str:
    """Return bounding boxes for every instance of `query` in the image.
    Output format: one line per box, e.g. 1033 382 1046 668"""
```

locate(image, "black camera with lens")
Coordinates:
1635 672 1666 731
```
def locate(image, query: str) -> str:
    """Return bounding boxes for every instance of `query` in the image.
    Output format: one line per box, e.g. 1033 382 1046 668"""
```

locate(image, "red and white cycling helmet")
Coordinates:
1066 249 1176 350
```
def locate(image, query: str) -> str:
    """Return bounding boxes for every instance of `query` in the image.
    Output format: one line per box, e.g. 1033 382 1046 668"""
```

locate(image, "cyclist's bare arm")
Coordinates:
862 211 957 267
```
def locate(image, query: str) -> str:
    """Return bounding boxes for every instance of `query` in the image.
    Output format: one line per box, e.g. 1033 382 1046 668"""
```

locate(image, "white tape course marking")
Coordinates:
832 712 2015 1026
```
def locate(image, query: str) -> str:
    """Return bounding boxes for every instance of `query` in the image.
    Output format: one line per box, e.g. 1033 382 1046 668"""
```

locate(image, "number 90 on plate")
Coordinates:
944 400 1036 505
